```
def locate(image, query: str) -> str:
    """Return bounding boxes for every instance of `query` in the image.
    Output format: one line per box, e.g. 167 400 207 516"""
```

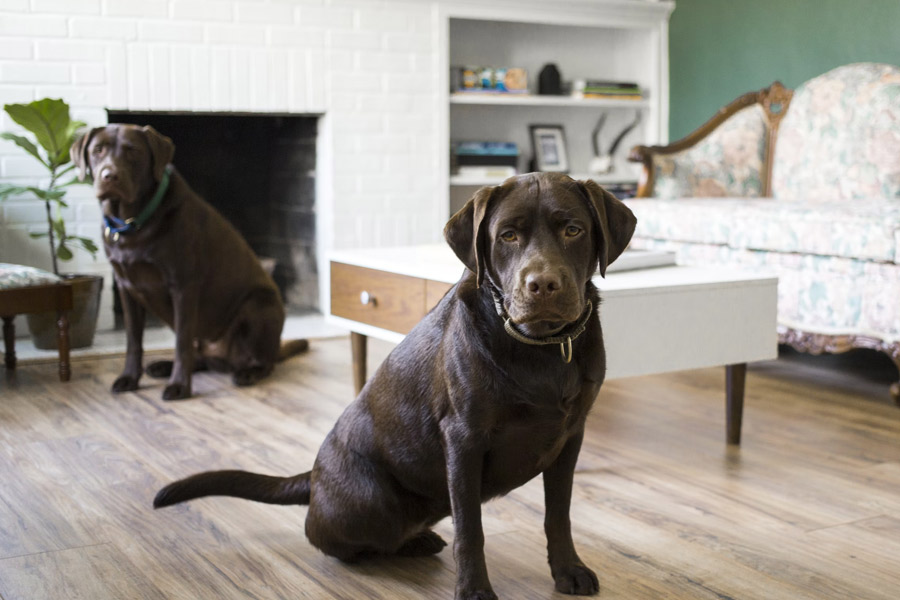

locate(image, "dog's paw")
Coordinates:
232 366 270 387
145 360 174 378
397 530 447 557
111 375 139 393
553 563 599 595
162 382 191 401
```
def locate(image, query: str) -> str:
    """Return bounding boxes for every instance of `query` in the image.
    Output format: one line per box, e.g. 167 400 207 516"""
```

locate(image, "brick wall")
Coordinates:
0 0 443 329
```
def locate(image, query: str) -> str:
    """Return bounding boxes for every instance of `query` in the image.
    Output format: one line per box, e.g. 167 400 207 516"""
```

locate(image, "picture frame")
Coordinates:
529 124 569 173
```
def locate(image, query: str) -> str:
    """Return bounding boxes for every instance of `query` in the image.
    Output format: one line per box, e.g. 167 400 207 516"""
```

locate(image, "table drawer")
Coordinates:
331 262 426 334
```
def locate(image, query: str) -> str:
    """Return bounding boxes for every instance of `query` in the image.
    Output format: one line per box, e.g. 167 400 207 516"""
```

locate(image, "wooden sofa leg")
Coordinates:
3 316 15 370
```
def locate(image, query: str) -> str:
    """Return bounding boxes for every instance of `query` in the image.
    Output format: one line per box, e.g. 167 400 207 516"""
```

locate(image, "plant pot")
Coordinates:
27 274 104 350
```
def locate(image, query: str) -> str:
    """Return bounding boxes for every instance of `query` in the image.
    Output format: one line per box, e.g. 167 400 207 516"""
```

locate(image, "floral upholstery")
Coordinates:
652 104 768 199
629 238 900 343
0 263 61 290
772 63 900 201
627 196 900 263
631 63 900 348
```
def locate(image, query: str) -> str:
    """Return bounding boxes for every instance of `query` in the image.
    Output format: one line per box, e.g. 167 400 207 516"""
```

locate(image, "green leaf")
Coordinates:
59 120 87 164
0 132 48 167
56 243 73 261
52 217 66 239
74 236 99 258
59 176 82 188
4 99 73 165
0 184 32 199
30 187 66 202
0 184 66 203
29 231 49 239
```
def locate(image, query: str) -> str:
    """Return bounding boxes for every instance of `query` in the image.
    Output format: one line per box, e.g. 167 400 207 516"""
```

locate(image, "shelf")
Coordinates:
450 173 638 187
450 93 649 109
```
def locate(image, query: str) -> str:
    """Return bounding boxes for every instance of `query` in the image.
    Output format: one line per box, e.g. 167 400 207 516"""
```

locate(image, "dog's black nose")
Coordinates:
100 167 117 182
525 272 561 296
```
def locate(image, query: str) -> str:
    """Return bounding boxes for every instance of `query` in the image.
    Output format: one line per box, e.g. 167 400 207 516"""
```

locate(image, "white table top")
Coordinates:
329 244 777 296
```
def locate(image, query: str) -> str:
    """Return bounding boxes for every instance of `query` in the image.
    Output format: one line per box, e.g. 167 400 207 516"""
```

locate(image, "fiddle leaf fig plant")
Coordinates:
0 98 98 275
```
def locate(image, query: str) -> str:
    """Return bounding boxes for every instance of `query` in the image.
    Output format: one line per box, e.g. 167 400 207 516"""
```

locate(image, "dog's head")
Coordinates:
444 172 636 337
71 124 174 211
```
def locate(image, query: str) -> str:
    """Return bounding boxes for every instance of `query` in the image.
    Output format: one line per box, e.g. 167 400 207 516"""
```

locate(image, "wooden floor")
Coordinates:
2 338 899 600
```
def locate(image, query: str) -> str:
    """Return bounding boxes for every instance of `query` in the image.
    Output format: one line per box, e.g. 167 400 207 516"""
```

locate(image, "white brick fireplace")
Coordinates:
0 0 445 330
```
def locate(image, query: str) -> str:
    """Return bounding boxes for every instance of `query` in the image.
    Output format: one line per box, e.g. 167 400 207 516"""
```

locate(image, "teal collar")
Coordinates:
103 165 172 241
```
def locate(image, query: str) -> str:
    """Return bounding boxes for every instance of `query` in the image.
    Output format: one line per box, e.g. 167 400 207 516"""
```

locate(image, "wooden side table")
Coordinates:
1 282 74 382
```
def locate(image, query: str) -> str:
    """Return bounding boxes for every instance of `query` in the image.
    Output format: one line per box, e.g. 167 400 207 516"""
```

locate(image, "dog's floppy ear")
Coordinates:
577 179 637 277
141 125 175 182
443 185 497 287
70 127 102 182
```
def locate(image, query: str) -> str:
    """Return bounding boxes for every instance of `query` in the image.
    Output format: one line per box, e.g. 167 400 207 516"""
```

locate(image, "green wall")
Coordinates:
668 0 900 140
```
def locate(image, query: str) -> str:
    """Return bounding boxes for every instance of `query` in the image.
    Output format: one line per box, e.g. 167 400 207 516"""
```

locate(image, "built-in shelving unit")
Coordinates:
449 94 651 110
439 1 674 215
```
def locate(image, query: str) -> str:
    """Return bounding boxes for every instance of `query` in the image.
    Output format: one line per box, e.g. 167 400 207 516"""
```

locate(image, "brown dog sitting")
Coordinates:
153 173 636 598
71 124 308 400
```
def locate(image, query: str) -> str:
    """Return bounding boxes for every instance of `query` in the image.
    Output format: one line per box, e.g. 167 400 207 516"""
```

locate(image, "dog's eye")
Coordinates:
564 225 582 238
500 231 517 242
92 143 104 155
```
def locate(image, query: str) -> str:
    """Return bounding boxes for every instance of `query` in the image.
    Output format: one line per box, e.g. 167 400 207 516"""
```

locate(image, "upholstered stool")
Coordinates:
0 264 74 382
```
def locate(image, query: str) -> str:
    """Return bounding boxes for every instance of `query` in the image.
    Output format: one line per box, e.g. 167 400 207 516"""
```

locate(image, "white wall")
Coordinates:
0 0 444 329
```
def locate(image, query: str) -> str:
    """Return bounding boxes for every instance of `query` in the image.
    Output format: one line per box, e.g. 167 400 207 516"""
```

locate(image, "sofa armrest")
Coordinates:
629 82 793 198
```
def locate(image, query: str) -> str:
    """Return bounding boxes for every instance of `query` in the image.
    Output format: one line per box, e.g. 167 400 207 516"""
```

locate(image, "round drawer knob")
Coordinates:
360 291 374 306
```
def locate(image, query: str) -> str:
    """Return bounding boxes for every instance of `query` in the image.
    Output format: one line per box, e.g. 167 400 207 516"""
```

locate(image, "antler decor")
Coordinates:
589 110 642 175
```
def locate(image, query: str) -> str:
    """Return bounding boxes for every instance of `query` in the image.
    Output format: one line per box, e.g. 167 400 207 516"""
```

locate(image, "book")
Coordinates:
604 249 676 273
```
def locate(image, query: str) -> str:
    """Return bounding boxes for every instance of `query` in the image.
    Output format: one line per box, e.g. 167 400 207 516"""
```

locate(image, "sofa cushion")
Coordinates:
772 63 900 202
652 104 768 199
627 197 900 263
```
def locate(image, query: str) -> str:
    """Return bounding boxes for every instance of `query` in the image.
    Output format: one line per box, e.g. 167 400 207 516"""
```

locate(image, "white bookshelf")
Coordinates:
450 93 651 109
450 173 641 187
439 1 674 215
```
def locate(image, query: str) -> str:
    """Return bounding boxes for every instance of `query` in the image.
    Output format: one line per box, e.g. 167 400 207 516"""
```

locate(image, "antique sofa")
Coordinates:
626 63 900 402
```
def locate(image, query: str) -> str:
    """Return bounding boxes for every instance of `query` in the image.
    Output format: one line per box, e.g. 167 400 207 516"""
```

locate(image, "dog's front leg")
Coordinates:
543 428 599 595
442 422 497 600
111 280 145 393
163 285 198 400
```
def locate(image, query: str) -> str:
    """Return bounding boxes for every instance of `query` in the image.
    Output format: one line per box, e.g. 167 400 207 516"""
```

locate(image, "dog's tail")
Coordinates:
278 338 310 362
153 470 311 508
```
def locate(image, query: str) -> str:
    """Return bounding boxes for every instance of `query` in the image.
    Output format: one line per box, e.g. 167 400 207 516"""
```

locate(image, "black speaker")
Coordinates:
538 63 562 95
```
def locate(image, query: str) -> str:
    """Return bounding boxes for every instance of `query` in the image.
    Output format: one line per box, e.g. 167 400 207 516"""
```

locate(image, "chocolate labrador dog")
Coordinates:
153 173 636 599
71 124 308 400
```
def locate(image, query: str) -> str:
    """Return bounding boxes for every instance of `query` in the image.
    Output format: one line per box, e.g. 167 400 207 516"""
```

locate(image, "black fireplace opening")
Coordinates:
106 111 319 323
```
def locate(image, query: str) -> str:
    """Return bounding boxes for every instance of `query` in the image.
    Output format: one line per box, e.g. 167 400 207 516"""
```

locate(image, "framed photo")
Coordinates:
529 124 569 173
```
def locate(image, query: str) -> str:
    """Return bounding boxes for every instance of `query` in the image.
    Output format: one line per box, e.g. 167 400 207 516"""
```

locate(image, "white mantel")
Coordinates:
0 0 673 329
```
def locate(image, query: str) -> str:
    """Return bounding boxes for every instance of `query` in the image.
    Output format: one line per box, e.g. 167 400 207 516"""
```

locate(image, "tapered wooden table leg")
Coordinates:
726 363 746 445
351 331 367 396
57 310 70 382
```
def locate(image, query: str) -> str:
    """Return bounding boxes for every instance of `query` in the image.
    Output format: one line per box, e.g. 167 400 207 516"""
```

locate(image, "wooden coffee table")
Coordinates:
328 245 777 445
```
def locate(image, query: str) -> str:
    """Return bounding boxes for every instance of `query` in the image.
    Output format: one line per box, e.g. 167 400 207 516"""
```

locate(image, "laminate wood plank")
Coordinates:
1 338 899 599
0 543 167 600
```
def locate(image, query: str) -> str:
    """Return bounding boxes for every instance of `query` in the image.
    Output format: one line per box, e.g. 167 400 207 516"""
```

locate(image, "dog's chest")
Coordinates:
481 384 588 497
109 257 173 323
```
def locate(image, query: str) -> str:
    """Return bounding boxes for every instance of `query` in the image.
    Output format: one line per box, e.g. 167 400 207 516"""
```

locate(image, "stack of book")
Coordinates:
452 142 518 180
577 80 642 101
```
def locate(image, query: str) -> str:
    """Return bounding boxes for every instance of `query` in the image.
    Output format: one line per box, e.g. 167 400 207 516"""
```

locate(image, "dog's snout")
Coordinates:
99 167 117 182
525 272 561 296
